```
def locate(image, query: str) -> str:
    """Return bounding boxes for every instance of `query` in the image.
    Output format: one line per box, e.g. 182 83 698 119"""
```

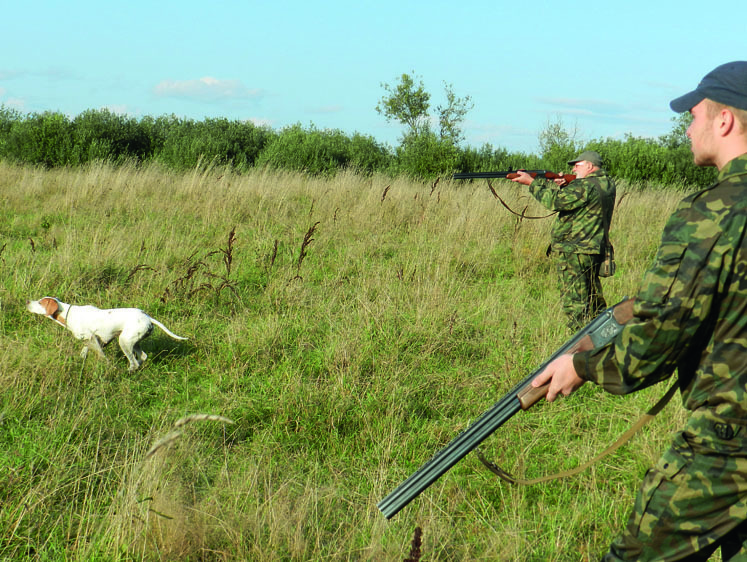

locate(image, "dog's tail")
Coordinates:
150 318 189 340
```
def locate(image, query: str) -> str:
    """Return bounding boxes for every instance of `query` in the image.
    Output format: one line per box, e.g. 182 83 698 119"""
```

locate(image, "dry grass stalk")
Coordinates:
294 221 320 278
173 413 235 428
404 526 423 562
161 228 240 303
144 414 234 459
125 264 155 283
144 430 184 459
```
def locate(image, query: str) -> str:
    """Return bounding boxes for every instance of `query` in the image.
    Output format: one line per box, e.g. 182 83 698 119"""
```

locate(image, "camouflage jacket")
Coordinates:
528 170 616 255
574 153 747 423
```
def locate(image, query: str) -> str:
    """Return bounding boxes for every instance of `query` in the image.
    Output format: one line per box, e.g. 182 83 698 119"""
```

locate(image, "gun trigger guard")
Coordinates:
475 448 517 485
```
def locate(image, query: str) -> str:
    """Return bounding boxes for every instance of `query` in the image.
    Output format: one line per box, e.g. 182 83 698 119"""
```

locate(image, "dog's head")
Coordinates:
26 297 62 318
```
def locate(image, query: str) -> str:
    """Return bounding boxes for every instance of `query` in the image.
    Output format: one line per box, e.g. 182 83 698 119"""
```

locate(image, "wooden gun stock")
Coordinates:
527 171 576 184
376 298 634 519
516 301 634 410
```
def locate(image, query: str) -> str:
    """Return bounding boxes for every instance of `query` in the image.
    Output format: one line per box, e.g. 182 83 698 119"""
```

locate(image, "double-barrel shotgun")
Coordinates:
377 298 634 519
453 170 576 183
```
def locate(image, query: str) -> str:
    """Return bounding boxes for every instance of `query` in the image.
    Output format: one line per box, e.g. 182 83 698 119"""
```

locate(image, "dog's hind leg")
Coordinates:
132 341 148 364
119 335 143 372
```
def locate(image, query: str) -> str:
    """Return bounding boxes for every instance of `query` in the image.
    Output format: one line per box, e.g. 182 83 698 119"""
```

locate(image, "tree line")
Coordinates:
0 79 716 189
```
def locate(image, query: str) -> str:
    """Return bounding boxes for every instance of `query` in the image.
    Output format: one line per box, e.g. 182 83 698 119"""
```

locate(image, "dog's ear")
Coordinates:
40 297 59 317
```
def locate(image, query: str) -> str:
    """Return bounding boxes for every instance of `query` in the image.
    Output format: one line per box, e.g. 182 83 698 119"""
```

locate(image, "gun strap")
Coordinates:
589 176 614 250
476 380 678 486
487 180 556 220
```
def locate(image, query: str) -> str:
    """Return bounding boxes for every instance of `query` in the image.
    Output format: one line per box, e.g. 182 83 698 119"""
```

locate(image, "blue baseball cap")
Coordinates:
670 61 747 113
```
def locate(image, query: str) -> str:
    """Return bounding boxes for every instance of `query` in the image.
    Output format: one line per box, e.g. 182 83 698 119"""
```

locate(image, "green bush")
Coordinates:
347 132 392 174
255 124 389 176
389 130 460 179
0 105 20 159
154 116 275 171
70 109 153 165
585 136 716 188
454 143 543 175
3 111 73 167
538 118 581 171
0 105 19 137
0 104 721 188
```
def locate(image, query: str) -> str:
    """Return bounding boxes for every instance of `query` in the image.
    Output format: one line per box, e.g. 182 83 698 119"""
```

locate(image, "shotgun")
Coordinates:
452 170 576 184
377 298 634 519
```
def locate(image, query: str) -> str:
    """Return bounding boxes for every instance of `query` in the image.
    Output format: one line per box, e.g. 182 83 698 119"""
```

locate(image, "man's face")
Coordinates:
687 100 717 167
573 160 593 178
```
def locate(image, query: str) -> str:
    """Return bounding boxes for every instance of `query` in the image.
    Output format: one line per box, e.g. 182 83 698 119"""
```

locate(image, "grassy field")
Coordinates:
0 160 692 561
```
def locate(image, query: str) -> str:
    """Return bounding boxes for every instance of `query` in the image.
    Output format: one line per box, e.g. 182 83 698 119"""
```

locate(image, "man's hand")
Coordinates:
510 170 534 185
531 354 586 402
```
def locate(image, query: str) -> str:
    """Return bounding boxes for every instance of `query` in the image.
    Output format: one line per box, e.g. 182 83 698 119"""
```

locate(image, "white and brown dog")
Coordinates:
26 296 188 371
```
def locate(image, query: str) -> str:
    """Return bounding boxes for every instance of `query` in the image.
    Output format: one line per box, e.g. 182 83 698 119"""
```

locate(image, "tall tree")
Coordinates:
659 112 692 149
437 82 473 144
538 116 581 170
375 72 431 135
376 73 472 145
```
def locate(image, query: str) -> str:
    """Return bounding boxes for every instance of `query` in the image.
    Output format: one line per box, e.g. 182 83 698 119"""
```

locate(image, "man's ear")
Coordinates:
716 107 736 137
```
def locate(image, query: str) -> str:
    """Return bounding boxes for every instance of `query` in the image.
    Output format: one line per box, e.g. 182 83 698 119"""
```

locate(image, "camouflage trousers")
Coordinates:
554 252 606 331
603 409 747 561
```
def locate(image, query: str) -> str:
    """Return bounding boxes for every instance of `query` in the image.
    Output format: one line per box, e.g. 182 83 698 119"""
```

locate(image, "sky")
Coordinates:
1 0 745 155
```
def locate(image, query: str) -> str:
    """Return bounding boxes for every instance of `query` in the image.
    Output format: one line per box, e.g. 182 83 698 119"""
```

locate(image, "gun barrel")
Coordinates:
377 394 522 519
452 170 547 180
376 298 633 519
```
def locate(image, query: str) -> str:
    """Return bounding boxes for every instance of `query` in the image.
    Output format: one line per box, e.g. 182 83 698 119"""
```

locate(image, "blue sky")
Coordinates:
1 0 745 154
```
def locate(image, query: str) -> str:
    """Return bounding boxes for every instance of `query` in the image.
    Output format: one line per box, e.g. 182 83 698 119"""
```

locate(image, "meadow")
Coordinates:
0 160 692 560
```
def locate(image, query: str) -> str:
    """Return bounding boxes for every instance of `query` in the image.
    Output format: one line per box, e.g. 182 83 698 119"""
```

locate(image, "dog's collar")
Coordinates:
51 307 66 326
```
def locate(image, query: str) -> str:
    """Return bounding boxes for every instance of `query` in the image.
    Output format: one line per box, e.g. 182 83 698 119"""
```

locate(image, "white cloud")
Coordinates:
247 117 274 127
2 96 25 111
153 77 263 102
102 104 129 115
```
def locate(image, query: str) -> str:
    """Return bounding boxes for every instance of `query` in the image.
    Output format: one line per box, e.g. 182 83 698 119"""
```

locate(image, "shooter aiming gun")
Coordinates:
377 298 634 520
453 170 576 184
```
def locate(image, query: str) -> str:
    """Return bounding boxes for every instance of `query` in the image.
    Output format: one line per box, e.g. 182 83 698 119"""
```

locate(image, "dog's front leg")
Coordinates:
86 335 107 360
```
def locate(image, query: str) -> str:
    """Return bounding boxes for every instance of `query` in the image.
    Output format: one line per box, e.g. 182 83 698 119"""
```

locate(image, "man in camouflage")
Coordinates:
532 61 747 560
512 151 616 331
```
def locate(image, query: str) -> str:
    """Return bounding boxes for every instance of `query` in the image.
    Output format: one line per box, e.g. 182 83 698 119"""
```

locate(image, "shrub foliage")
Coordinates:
0 104 716 188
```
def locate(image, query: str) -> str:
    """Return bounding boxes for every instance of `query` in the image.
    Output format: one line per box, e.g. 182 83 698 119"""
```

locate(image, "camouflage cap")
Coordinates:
567 150 602 167
670 61 747 113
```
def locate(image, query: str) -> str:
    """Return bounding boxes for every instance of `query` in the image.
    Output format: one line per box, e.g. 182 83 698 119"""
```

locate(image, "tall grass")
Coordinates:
0 160 692 560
